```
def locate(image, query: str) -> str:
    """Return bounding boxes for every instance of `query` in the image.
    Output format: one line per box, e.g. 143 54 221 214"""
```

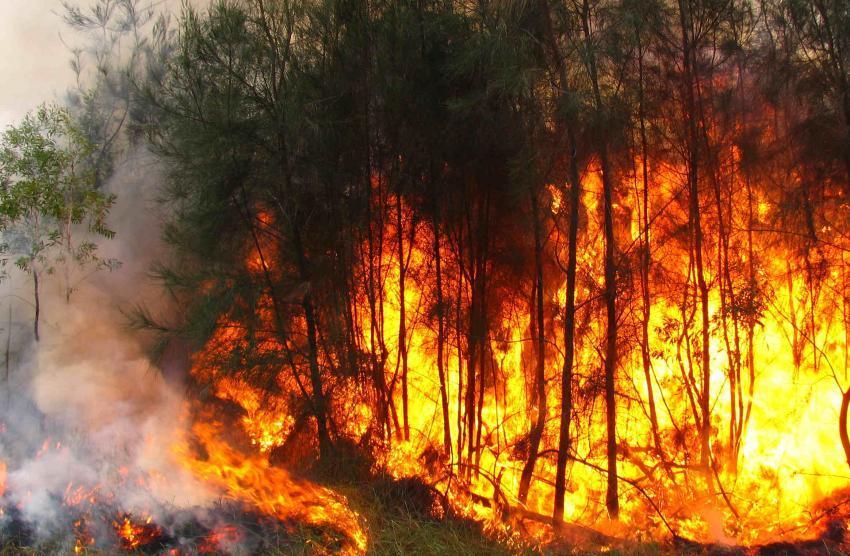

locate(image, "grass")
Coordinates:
356 486 520 556
366 511 515 555
0 489 519 555
263 506 519 556
0 477 680 555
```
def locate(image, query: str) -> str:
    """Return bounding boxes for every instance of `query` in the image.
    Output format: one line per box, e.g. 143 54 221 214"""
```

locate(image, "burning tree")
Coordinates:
0 0 841 552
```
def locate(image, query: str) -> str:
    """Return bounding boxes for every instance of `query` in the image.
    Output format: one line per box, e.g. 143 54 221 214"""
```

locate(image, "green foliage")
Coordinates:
0 104 118 286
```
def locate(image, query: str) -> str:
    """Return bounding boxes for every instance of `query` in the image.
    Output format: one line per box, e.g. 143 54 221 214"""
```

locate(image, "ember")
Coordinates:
197 525 243 554
112 514 163 551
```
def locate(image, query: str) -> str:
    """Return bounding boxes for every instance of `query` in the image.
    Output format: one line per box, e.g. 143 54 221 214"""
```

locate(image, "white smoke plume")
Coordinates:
0 148 218 547
0 3 338 554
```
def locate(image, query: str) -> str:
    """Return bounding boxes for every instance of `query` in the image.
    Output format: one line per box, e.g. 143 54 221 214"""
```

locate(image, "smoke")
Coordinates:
0 0 72 130
0 3 357 554
0 147 217 546
0 2 282 551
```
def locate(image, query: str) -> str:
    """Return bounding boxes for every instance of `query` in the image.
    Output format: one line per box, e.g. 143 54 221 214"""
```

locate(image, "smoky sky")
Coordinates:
0 0 194 130
0 0 72 129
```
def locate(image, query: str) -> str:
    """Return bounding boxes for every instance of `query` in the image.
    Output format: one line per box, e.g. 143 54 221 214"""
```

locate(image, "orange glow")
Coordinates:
112 513 161 551
198 525 243 554
73 519 93 554
174 421 367 554
175 165 850 551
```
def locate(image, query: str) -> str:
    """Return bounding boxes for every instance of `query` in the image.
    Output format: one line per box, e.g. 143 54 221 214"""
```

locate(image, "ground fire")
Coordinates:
1 0 850 554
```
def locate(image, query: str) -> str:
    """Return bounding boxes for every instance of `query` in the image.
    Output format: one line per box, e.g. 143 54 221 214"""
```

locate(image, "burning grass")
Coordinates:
0 482 365 555
0 463 516 555
0 417 847 555
0 409 369 554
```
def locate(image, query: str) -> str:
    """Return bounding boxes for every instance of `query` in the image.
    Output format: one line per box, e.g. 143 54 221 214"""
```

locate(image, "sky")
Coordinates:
0 0 74 129
0 0 195 130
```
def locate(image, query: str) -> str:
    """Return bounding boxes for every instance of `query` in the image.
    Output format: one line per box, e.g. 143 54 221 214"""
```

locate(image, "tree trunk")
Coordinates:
367 175 392 440
432 175 452 455
464 191 491 477
678 0 712 484
600 143 619 519
33 267 40 343
535 0 579 524
841 387 850 468
456 229 466 464
580 0 618 517
291 223 332 462
303 294 333 462
5 306 11 409
397 191 410 441
465 270 478 473
518 189 547 504
636 32 663 460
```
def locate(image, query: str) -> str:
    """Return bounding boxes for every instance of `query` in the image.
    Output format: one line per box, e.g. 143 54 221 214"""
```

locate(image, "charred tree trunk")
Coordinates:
397 191 410 441
519 188 547 504
679 0 712 483
742 116 760 435
461 187 492 477
600 145 619 519
841 386 850 468
699 64 743 472
471 193 490 476
636 32 663 460
580 0 618 517
291 224 333 462
367 175 392 440
432 174 452 455
743 171 756 438
462 192 481 474
303 294 333 462
465 274 478 474
554 153 581 524
456 227 466 464
536 0 579 524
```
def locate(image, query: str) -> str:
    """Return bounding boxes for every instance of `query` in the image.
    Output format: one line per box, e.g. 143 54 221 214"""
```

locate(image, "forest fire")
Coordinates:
169 163 850 550
0 410 368 553
174 421 368 553
1 0 850 553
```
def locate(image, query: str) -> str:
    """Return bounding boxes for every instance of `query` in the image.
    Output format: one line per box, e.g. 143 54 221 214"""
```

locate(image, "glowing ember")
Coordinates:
197 525 243 554
72 519 93 554
112 513 162 551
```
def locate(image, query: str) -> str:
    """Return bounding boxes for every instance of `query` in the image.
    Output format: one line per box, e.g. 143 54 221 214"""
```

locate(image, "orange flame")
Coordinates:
175 421 367 553
112 513 161 551
179 176 850 550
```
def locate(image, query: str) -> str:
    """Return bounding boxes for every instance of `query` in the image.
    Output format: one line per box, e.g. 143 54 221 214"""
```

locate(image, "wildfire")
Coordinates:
175 420 368 554
23 146 839 554
176 161 850 551
198 524 243 553
112 513 162 551
72 519 93 554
